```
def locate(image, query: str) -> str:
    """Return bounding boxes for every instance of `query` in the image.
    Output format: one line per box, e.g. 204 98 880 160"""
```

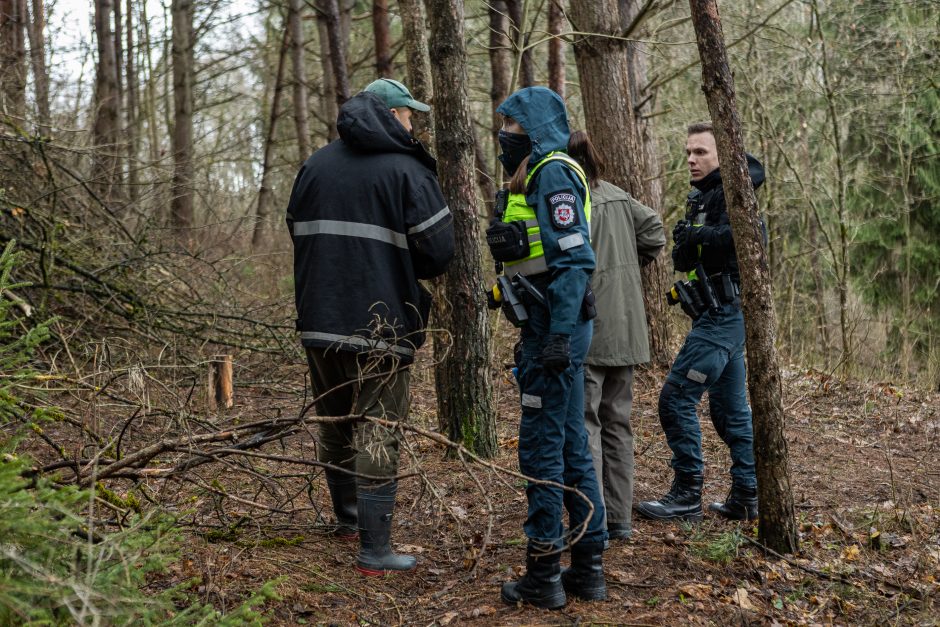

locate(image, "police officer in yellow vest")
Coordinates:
486 87 607 610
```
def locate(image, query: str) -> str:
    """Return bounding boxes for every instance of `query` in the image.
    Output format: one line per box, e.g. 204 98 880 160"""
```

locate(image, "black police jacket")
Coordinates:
286 92 454 364
672 154 765 281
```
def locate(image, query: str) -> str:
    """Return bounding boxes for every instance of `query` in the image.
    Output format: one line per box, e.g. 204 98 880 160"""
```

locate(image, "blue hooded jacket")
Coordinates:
497 87 594 336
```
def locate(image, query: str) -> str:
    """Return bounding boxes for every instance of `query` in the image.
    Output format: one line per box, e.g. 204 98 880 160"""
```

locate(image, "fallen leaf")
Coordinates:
470 606 497 617
679 583 712 599
397 544 426 553
842 545 861 561
733 588 755 611
438 610 459 625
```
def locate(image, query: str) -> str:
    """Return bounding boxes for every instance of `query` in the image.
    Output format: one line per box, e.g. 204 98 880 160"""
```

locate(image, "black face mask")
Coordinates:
498 130 531 175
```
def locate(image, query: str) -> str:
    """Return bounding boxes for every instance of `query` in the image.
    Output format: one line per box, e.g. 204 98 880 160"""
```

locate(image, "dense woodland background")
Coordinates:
0 0 937 624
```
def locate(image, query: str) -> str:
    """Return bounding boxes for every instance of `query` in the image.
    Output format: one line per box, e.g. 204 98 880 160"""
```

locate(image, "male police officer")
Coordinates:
286 78 454 575
635 122 763 523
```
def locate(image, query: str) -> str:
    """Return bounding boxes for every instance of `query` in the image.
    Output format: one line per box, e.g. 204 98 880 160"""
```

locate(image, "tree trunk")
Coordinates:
372 0 392 78
689 0 798 554
547 0 565 97
170 0 195 234
93 0 122 201
427 0 497 458
0 0 26 117
288 0 310 162
397 0 434 146
507 0 533 88
620 0 670 367
487 0 511 172
321 0 350 108
315 4 338 141
253 24 290 249
124 0 138 201
24 0 49 131
473 125 496 213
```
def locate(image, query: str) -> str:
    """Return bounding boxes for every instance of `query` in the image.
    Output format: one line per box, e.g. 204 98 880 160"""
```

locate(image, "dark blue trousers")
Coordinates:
516 306 607 549
659 303 756 488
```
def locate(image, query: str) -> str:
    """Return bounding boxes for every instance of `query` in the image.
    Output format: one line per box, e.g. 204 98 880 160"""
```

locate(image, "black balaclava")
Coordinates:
497 129 532 175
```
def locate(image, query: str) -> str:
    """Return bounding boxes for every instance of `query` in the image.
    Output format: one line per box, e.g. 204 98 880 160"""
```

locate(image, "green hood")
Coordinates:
496 87 570 163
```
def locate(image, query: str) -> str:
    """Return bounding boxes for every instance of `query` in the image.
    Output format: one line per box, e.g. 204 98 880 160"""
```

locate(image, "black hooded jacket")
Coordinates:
286 92 454 363
672 154 765 281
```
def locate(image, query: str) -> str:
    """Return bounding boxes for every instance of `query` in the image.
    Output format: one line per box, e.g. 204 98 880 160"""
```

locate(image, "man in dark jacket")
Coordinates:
636 122 763 523
286 78 454 576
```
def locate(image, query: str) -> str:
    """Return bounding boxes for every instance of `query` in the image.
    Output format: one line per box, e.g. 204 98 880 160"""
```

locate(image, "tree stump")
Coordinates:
208 355 233 410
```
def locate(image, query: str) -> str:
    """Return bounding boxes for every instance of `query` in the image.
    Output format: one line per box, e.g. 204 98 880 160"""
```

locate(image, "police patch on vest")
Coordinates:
546 189 579 229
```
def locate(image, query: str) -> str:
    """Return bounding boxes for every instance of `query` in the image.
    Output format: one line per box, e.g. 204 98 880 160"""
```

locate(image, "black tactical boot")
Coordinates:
709 484 758 521
355 481 417 576
501 546 567 609
324 470 358 540
561 542 607 601
634 473 703 522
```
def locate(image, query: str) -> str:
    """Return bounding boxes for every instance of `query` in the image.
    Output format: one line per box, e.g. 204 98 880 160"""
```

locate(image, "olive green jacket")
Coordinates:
586 180 666 367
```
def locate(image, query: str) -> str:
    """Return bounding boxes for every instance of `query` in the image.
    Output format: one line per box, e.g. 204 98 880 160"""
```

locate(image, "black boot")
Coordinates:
355 481 416 576
635 473 703 522
501 546 566 609
324 470 358 539
561 542 607 601
709 484 758 521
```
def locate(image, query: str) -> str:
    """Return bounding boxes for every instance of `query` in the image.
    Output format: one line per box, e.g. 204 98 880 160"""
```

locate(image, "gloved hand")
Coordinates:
539 334 570 373
672 220 689 244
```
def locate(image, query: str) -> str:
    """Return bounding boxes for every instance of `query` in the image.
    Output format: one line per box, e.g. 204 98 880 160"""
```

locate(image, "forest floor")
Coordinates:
41 343 939 626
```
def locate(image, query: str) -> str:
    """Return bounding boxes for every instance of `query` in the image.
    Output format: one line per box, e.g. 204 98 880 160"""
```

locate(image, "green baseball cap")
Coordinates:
363 78 431 112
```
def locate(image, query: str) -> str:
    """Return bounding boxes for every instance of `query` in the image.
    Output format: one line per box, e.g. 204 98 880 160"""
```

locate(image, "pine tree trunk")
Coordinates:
321 0 350 108
93 0 122 201
689 0 798 554
487 0 511 170
170 0 194 234
0 0 26 117
288 0 310 162
397 0 434 146
427 0 497 458
372 0 392 78
547 0 565 97
620 0 670 367
316 4 338 141
507 0 533 88
24 0 49 131
124 0 138 201
253 25 290 249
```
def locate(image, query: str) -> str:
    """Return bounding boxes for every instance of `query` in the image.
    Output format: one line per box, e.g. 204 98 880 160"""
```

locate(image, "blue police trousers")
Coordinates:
659 303 756 488
516 305 607 549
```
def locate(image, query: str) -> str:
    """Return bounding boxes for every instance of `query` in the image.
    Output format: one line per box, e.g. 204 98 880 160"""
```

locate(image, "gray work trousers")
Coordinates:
305 346 410 479
583 364 635 531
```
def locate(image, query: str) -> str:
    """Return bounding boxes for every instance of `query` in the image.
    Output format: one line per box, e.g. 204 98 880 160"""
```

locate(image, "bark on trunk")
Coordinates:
620 0 670 367
316 5 338 141
547 0 565 97
321 0 350 108
253 24 290 249
170 0 194 234
372 0 392 78
397 0 434 146
689 0 798 554
93 0 122 201
25 0 49 130
487 0 511 172
0 0 26 117
124 0 138 200
427 0 497 458
288 0 310 161
507 0 533 88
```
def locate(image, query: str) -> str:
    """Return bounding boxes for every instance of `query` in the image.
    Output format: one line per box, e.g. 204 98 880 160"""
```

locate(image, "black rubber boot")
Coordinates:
709 484 758 521
634 473 703 522
501 547 566 609
355 481 416 576
324 470 358 539
561 542 607 601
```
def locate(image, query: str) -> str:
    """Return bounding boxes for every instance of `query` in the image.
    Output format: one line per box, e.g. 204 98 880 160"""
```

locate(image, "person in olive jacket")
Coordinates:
568 131 666 541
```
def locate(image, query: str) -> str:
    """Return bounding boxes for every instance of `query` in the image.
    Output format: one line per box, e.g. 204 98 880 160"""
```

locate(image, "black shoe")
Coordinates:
325 470 358 539
501 546 567 609
709 484 758 521
355 481 416 576
561 542 607 601
607 523 632 541
635 473 703 522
